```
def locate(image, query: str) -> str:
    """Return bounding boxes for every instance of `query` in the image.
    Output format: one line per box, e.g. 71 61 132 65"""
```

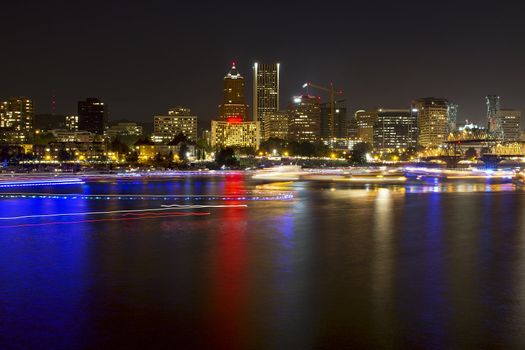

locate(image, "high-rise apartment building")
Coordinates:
320 101 347 139
78 98 107 135
253 62 280 137
355 110 378 144
0 97 34 143
412 97 449 147
263 111 288 140
486 95 501 132
288 95 321 143
373 109 418 150
152 108 198 143
219 62 248 120
496 109 521 141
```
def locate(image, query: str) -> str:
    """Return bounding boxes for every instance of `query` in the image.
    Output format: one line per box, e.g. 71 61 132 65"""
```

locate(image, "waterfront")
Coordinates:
1 175 525 349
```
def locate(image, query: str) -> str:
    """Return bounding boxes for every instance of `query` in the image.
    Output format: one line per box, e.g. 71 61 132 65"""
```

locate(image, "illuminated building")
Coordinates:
0 97 34 143
66 115 79 131
168 106 191 116
51 130 96 142
105 123 143 138
288 95 321 143
152 109 197 143
78 98 107 135
320 101 346 139
496 109 521 141
412 97 449 147
211 117 260 149
447 102 458 132
135 143 195 163
373 109 418 150
263 111 288 140
486 95 501 132
355 110 378 144
253 62 280 137
219 62 248 120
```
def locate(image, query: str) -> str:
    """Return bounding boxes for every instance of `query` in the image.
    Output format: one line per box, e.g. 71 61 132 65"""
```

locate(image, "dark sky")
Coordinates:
2 0 524 128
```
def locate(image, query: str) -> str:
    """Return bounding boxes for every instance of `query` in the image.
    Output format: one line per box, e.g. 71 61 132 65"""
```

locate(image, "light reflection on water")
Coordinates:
1 176 525 349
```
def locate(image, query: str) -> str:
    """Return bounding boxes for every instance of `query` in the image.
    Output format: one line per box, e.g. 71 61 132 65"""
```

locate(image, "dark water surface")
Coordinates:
1 175 525 349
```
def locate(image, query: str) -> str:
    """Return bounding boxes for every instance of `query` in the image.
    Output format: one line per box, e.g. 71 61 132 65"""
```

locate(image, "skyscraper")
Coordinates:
219 62 248 120
447 102 458 133
253 62 280 136
412 97 449 147
288 95 321 143
0 97 34 143
373 109 418 150
496 109 521 141
486 95 501 133
78 98 107 135
320 101 347 139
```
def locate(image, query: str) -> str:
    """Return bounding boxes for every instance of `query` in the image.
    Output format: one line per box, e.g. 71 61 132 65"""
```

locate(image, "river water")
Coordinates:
1 175 525 349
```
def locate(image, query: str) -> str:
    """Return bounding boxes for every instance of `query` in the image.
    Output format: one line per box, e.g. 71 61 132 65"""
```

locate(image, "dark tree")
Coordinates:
215 147 239 167
110 136 130 154
178 143 188 162
465 147 477 159
350 142 372 164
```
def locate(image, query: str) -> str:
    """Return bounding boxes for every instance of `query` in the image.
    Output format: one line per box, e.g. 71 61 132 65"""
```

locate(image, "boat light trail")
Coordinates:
0 204 247 221
0 192 294 201
0 178 84 188
0 212 211 229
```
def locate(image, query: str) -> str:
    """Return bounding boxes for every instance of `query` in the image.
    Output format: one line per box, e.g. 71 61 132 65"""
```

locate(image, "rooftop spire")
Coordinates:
226 60 241 79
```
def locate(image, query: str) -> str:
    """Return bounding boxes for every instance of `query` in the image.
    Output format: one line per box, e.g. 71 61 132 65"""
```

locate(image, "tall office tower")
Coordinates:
355 110 378 144
486 95 501 132
288 95 321 143
218 62 248 120
320 101 346 139
447 102 458 133
373 109 418 151
347 114 358 139
78 98 107 135
152 108 198 143
412 97 449 147
496 109 521 141
0 97 34 143
253 62 280 138
263 111 288 140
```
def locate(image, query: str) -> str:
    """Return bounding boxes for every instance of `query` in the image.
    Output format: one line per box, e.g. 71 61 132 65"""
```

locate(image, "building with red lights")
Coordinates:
219 62 249 120
211 117 260 149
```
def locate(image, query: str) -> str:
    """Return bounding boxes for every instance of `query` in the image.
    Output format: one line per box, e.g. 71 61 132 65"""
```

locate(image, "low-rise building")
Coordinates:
211 117 260 149
105 122 143 138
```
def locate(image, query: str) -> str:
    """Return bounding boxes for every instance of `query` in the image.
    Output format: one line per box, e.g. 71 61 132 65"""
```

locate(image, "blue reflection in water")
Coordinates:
0 197 91 349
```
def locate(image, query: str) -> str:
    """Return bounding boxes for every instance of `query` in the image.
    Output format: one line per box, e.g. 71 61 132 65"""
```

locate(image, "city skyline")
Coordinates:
1 1 524 125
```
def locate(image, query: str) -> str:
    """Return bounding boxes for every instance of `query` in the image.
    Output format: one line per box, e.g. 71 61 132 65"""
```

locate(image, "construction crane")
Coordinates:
302 82 343 139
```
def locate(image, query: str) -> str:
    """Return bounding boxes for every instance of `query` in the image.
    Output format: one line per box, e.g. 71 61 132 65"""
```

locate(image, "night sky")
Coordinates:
2 0 524 128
